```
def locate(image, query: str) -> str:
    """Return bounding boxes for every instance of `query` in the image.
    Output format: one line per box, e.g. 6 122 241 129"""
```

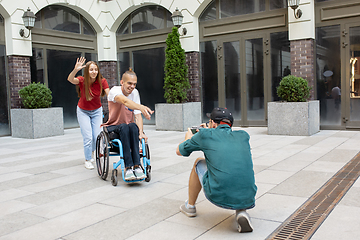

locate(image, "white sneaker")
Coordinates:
85 160 94 170
134 166 146 179
124 168 136 181
90 158 95 163
236 210 253 233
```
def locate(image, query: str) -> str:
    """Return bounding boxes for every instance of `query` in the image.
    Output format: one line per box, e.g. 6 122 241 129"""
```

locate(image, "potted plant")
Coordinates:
155 27 201 131
267 75 320 136
11 82 64 138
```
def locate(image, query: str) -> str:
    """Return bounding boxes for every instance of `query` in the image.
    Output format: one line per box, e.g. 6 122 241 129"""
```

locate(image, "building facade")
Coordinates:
0 0 359 136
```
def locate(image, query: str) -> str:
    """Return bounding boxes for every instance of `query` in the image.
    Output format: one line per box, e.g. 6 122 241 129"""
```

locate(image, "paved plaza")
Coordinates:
0 125 360 240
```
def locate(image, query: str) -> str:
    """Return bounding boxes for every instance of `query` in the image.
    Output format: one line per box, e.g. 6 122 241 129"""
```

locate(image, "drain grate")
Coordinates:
267 152 360 240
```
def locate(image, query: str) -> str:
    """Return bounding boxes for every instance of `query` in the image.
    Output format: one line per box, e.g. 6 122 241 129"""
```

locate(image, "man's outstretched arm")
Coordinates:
114 95 154 120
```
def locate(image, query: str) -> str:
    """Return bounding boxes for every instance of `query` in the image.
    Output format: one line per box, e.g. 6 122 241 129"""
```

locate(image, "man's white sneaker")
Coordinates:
85 160 94 170
236 210 253 233
134 166 146 179
124 168 136 181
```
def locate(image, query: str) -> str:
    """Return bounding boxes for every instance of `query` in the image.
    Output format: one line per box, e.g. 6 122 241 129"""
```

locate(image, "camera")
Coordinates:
190 125 203 134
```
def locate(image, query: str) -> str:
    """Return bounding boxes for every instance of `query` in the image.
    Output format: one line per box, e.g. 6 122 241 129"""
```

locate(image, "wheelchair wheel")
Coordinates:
145 165 151 182
145 143 150 160
96 131 109 180
111 169 118 186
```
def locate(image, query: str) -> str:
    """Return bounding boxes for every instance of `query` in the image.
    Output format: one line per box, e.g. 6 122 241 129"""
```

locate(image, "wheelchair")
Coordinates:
95 127 151 186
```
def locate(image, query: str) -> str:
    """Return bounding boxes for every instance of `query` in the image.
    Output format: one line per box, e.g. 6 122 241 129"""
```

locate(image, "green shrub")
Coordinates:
277 75 311 102
163 27 190 103
19 82 52 109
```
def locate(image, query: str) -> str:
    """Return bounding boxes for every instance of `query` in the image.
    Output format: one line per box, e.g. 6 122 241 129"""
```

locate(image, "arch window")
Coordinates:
34 5 95 35
117 5 173 35
200 0 287 22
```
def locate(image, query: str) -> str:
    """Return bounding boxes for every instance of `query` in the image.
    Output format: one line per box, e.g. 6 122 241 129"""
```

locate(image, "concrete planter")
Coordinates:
11 107 64 138
155 102 202 131
268 100 320 136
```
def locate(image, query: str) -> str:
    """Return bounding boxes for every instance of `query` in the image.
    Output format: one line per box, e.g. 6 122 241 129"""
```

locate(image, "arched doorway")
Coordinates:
116 5 174 124
30 5 98 128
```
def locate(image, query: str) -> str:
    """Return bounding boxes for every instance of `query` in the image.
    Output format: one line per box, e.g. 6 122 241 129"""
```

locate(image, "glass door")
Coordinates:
345 24 360 128
218 35 267 126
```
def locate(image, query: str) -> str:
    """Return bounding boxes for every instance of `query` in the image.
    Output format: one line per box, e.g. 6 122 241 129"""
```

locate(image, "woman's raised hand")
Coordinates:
74 57 86 72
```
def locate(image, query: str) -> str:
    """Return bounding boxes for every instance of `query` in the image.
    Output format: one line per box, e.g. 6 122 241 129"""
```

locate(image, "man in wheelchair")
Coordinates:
102 68 154 181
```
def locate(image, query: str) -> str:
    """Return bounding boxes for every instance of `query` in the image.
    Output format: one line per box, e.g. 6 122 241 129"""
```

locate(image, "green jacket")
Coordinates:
179 125 257 210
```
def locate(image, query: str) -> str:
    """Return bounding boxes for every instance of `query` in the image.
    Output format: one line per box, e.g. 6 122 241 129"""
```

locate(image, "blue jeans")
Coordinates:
107 123 140 168
77 106 103 161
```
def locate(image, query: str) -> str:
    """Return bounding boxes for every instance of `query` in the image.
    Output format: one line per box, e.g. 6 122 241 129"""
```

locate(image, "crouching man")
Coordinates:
176 107 257 233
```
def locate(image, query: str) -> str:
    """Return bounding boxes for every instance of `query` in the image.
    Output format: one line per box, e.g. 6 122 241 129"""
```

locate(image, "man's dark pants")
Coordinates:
107 123 140 168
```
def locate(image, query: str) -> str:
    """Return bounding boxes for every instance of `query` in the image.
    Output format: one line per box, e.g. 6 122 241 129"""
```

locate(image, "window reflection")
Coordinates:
30 48 44 83
34 5 95 35
43 6 80 33
246 38 264 121
270 0 287 10
316 25 341 126
220 0 265 18
0 44 9 136
270 32 291 101
200 0 216 22
200 41 218 119
133 48 166 124
117 5 173 35
224 41 241 119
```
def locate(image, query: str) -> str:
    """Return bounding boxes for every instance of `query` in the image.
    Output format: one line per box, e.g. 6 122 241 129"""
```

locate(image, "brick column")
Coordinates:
185 51 200 102
99 61 117 117
8 56 31 109
290 39 315 100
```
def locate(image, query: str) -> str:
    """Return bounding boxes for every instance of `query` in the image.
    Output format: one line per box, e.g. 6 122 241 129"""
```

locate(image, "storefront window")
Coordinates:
316 25 341 126
270 32 291 101
0 14 9 136
200 41 218 119
30 48 44 83
133 48 166 124
0 44 9 136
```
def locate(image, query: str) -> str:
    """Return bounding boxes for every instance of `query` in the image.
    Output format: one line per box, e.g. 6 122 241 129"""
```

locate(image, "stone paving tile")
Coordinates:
0 212 46 237
268 170 334 198
62 198 183 240
251 193 307 222
310 205 360 240
0 126 359 239
0 203 125 240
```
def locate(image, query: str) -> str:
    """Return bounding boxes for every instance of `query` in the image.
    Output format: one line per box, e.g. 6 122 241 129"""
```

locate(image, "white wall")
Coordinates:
288 0 315 40
1 0 317 59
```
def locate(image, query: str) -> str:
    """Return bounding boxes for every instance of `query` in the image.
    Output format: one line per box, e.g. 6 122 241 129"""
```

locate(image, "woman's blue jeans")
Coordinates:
107 123 140 168
77 106 103 161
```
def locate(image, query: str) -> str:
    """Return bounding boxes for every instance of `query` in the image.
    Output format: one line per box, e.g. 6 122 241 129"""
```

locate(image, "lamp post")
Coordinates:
288 0 302 19
171 8 187 35
19 8 36 38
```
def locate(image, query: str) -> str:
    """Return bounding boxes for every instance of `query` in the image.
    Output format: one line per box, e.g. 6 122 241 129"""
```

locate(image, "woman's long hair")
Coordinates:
76 61 105 100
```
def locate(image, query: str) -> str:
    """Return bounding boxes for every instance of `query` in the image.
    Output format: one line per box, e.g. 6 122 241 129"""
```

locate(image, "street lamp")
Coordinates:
19 8 36 38
288 0 302 19
171 8 187 35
